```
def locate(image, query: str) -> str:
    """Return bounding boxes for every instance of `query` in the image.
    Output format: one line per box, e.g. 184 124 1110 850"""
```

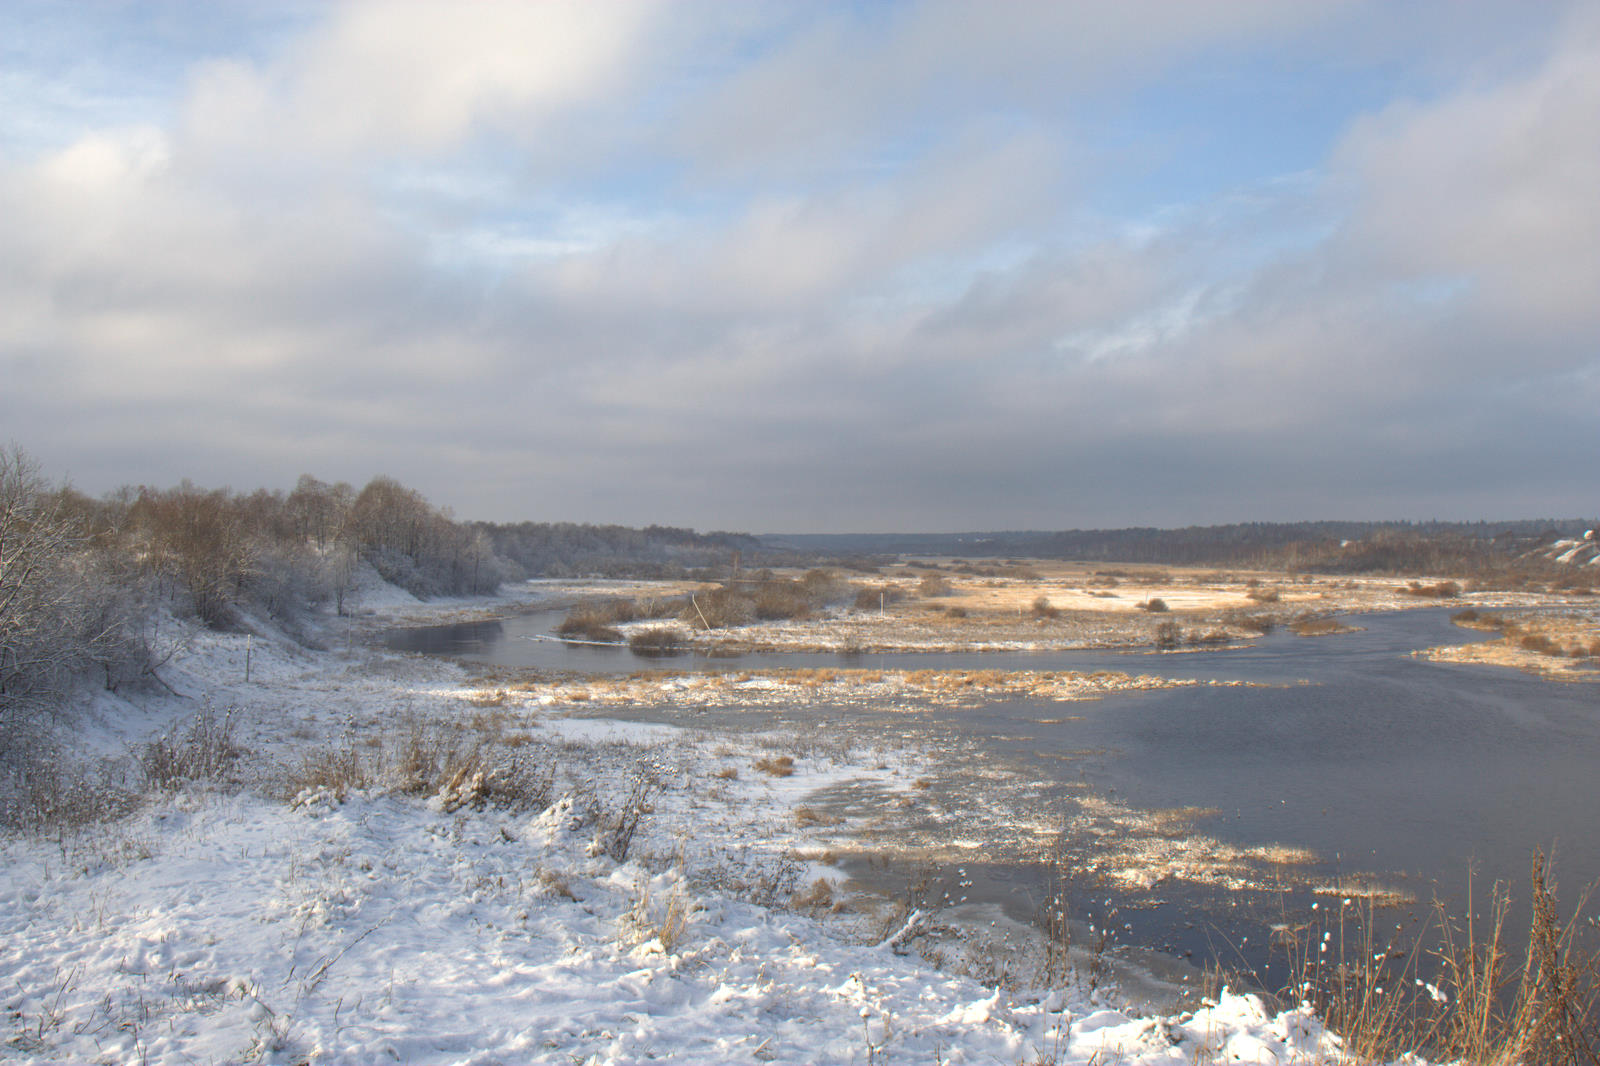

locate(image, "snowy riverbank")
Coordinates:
1 589 1362 1064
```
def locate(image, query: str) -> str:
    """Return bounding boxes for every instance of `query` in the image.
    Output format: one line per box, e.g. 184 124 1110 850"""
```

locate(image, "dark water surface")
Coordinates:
387 606 1600 980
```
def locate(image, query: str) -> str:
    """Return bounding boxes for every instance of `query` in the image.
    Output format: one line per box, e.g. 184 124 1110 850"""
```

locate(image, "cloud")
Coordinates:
1332 12 1600 333
178 0 665 161
675 0 1363 179
0 2 1595 529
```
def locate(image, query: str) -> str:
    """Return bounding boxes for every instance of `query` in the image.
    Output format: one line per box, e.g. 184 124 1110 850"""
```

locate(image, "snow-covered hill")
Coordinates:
1532 529 1600 567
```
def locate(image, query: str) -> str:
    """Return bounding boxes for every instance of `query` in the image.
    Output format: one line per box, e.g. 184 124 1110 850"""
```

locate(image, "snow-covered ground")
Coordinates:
1 587 1363 1064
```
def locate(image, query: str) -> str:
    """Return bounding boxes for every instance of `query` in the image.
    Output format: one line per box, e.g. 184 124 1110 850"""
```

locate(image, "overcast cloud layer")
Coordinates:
2 1 1596 531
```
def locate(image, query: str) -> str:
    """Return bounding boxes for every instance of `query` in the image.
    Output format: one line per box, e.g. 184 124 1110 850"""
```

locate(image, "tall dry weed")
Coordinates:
1277 852 1600 1065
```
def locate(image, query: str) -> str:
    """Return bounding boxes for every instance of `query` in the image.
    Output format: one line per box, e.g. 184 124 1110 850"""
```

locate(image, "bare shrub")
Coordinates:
680 572 848 629
1153 620 1183 649
282 720 555 814
798 568 846 602
629 596 685 620
918 573 952 597
853 585 904 611
429 749 553 814
285 741 371 800
1031 595 1060 619
753 581 813 620
1402 580 1462 598
555 604 624 643
139 706 242 791
680 586 755 630
1 753 140 833
1246 587 1281 603
386 719 552 811
592 770 659 861
628 626 686 656
556 592 656 633
1521 633 1562 656
1140 598 1169 613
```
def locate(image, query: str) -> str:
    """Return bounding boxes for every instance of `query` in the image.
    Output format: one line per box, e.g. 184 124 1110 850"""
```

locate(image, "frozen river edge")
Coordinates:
2 585 1369 1065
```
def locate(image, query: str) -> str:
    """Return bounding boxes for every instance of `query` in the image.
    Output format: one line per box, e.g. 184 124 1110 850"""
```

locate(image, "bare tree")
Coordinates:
287 474 353 550
0 447 93 736
131 483 257 627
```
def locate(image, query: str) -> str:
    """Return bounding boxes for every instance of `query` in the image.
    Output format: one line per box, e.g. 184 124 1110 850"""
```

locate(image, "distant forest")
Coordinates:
764 519 1598 573
477 522 763 579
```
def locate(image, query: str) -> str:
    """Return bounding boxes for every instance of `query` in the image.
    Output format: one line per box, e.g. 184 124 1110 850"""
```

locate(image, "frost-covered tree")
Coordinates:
0 448 102 738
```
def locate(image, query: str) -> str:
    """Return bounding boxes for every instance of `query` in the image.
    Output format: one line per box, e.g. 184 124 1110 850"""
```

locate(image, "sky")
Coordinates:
1 1 1596 533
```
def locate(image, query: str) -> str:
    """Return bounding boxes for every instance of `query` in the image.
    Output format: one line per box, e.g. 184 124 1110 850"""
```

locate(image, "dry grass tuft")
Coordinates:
792 877 837 911
1401 579 1462 599
281 718 553 813
754 755 795 777
794 805 843 827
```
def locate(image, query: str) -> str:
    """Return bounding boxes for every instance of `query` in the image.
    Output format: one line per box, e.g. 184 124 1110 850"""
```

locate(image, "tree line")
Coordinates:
0 447 794 747
0 449 503 743
767 518 1598 571
476 521 761 579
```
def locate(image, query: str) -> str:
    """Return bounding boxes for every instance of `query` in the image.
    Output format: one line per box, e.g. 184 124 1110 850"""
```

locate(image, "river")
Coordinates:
385 604 1600 989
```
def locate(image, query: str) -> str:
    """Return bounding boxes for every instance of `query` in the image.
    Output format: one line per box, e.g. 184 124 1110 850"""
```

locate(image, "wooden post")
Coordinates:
244 634 252 683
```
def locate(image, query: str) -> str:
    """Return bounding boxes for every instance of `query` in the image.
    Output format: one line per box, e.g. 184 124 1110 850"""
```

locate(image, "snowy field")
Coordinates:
1 583 1361 1064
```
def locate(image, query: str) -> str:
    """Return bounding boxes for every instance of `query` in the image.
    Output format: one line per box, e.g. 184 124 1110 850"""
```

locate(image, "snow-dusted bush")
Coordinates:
279 718 557 815
588 771 659 861
0 748 139 832
138 706 242 791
